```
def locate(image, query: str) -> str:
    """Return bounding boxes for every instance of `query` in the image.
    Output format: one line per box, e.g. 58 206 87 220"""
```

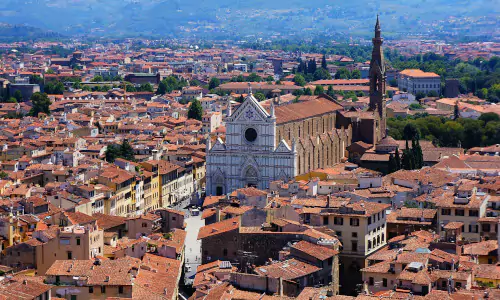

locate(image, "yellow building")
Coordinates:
140 162 161 211
474 264 500 288
98 167 135 216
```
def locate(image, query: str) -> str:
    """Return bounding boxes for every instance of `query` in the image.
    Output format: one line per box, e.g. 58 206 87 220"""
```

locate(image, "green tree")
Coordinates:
232 75 245 82
441 121 464 147
427 90 439 97
105 144 120 163
461 119 484 149
412 138 424 169
409 103 424 110
247 73 262 82
415 92 426 101
484 121 500 145
478 112 500 124
53 82 65 94
187 99 203 121
13 90 23 102
120 140 135 161
6 97 17 103
139 83 154 92
30 75 43 85
401 148 414 170
388 153 398 173
156 81 167 95
314 85 325 95
334 68 350 79
253 92 266 101
237 95 245 103
304 87 313 96
293 74 306 87
327 85 336 98
0 171 8 179
477 88 488 99
307 59 317 74
351 69 361 79
45 69 55 74
453 102 460 120
313 68 332 80
403 123 419 141
321 54 327 69
29 92 51 117
208 77 220 90
395 147 401 170
91 75 104 82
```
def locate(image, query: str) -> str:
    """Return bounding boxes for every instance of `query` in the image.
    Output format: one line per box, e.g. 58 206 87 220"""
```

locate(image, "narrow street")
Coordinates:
183 211 204 285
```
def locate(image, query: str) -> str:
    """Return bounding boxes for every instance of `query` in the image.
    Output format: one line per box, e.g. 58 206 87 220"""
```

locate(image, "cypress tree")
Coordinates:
453 101 460 120
395 147 401 170
321 54 327 69
388 153 398 174
412 138 424 169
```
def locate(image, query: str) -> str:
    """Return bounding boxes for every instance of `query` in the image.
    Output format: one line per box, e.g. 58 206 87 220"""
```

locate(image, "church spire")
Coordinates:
369 15 387 142
375 14 381 38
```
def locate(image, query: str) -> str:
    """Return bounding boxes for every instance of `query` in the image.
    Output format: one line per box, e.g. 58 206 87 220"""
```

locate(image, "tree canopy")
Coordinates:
388 113 500 149
29 92 51 117
105 140 135 163
187 99 203 121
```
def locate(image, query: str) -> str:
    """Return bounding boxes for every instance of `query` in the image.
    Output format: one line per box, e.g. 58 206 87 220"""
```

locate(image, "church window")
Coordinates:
244 128 258 142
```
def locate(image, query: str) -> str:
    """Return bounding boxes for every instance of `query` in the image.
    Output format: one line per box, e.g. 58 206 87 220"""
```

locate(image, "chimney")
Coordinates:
164 288 168 295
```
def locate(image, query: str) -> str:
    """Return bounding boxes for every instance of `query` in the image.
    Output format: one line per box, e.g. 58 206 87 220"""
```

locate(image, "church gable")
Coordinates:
275 139 292 153
211 137 226 151
230 94 269 123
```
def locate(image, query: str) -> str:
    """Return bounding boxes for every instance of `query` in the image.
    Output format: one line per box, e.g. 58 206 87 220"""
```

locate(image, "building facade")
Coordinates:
397 69 441 96
206 94 297 195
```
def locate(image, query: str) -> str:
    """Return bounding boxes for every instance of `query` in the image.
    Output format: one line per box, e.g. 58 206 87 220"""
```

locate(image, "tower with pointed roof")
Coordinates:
369 15 387 141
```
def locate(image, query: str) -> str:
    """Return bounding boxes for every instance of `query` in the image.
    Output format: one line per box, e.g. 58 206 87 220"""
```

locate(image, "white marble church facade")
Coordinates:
206 93 297 196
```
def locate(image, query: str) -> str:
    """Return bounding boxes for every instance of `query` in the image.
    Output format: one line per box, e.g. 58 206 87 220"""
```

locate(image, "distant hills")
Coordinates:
0 23 64 42
0 0 497 40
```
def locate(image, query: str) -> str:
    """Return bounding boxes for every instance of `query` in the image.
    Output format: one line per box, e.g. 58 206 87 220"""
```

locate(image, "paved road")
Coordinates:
183 210 204 285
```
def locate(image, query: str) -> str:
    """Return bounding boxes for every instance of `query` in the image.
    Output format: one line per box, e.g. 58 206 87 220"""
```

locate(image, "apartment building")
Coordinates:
201 111 222 133
45 254 182 300
98 167 136 217
2 224 103 274
397 69 441 95
435 188 489 242
182 86 203 101
140 161 161 212
309 199 390 294
155 160 193 207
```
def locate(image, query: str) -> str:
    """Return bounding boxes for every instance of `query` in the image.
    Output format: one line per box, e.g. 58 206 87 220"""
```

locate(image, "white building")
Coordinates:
202 111 222 133
206 93 296 196
234 63 248 72
397 69 441 96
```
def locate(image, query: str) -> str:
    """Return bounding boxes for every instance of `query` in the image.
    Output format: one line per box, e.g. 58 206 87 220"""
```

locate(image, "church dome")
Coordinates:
378 136 397 146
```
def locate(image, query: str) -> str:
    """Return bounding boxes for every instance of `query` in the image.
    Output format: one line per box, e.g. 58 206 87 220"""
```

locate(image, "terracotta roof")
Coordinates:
197 218 240 240
291 240 338 260
254 258 321 280
272 96 343 125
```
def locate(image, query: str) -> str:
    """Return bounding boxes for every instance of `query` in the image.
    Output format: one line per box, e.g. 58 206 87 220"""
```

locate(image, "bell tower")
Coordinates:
369 15 387 140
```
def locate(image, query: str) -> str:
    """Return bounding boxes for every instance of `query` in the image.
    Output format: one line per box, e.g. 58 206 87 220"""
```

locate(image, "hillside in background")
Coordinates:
0 0 497 40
